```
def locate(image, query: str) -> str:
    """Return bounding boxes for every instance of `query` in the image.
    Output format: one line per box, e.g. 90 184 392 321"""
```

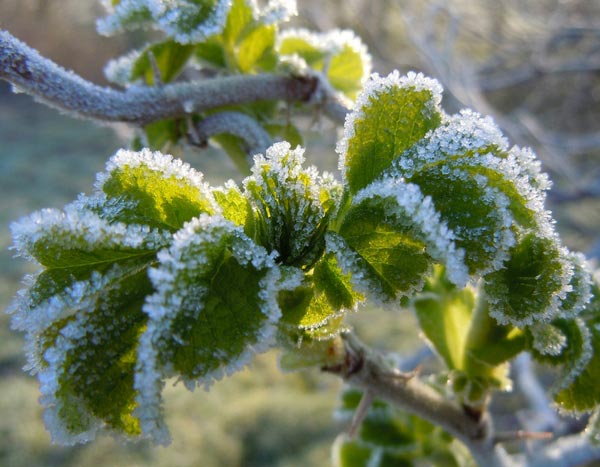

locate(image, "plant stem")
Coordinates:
323 332 514 467
0 30 322 126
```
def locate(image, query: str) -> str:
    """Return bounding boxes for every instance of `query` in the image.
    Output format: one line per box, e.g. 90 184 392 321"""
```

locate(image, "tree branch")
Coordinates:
0 29 320 126
323 332 513 467
192 111 274 156
527 434 600 467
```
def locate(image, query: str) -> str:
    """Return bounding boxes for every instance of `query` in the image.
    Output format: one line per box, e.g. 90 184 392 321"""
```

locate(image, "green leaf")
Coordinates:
333 387 471 467
9 206 169 328
277 29 371 100
335 179 468 302
143 119 182 152
195 39 227 68
529 319 592 398
278 34 324 67
243 142 335 269
97 148 217 231
212 181 253 227
338 71 442 194
99 0 232 44
408 165 514 276
9 205 168 443
313 253 363 311
131 40 194 85
327 42 367 100
338 199 431 301
222 0 254 45
48 263 151 442
484 233 571 326
278 255 362 335
554 316 600 412
136 215 293 438
237 24 276 72
385 111 541 231
97 1 154 36
333 437 378 467
559 251 594 318
413 269 475 371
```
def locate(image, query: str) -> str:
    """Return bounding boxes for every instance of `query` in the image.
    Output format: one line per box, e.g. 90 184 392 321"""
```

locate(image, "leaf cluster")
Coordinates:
7 0 600 457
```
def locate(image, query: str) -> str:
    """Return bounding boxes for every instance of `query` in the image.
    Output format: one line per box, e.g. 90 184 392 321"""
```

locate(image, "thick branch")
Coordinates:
324 333 513 467
0 29 319 125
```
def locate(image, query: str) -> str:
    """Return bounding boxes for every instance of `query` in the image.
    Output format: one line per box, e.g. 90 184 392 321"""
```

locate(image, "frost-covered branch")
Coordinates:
514 353 561 434
0 30 321 125
324 333 513 467
527 434 600 467
193 111 273 155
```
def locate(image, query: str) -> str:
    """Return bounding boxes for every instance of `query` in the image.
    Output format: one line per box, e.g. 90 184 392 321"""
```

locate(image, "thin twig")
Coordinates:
494 430 553 444
347 389 374 439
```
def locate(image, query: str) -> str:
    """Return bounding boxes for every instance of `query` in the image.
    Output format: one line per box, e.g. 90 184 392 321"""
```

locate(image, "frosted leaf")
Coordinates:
550 279 600 413
388 109 509 179
554 320 593 392
97 0 154 36
485 233 573 327
278 28 371 101
559 250 594 319
137 214 294 439
385 110 544 229
278 255 363 338
104 49 143 86
8 191 173 444
350 179 468 288
98 0 232 44
337 71 443 193
28 262 154 444
325 232 390 307
406 165 516 276
529 322 568 356
254 0 297 24
92 148 217 230
242 142 337 269
10 203 169 267
212 180 252 227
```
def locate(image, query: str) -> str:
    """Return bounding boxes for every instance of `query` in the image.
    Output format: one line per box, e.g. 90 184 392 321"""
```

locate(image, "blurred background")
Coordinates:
0 1 598 466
